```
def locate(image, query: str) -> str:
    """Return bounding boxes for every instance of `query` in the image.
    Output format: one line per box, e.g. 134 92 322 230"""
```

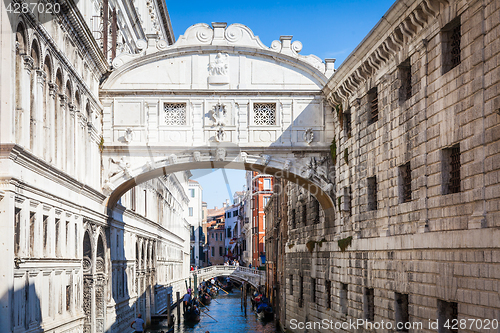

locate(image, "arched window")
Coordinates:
15 23 26 144
43 55 53 160
30 39 40 151
83 231 92 273
96 235 105 273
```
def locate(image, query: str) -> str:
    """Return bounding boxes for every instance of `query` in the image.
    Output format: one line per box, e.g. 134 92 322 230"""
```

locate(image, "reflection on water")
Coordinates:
147 288 278 333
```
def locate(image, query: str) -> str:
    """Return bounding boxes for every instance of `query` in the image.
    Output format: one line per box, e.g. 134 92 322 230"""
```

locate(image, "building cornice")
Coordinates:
323 0 450 106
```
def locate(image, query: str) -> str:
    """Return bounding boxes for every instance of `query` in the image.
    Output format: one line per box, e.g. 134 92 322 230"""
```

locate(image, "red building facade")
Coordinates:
250 172 273 267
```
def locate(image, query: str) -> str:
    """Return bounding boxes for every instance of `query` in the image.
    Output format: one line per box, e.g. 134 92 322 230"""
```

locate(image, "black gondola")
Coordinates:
183 307 201 323
200 293 211 305
256 305 274 321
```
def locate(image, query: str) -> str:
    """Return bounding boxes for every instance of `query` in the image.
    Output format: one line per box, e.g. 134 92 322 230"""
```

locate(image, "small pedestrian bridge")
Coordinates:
190 265 265 288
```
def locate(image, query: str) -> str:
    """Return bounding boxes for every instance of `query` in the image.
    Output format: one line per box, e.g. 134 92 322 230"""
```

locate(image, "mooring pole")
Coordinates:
176 291 181 324
243 282 247 314
167 292 172 326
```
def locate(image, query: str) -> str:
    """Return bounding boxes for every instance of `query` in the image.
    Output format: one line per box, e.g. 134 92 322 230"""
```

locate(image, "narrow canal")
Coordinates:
147 288 278 333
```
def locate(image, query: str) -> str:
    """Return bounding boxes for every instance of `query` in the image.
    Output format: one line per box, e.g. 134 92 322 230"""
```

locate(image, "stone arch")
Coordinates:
104 152 335 225
30 38 40 69
83 231 92 274
43 53 53 82
55 68 63 92
15 21 27 54
74 89 81 111
65 79 73 102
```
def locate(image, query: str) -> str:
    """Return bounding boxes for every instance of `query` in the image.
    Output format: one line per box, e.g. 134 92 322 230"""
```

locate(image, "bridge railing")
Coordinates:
190 265 265 278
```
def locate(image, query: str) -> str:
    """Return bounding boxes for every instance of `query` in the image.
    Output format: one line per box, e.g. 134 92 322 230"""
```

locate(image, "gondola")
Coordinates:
200 292 211 305
256 303 274 321
183 307 201 323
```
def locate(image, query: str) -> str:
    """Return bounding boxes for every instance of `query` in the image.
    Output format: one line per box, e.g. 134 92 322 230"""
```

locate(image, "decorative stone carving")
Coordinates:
22 55 33 73
302 157 318 179
210 102 227 127
283 159 292 171
192 151 201 162
238 152 248 163
208 53 229 84
108 157 131 178
215 148 226 161
215 127 225 142
303 128 314 144
123 128 133 143
261 154 271 166
168 154 177 164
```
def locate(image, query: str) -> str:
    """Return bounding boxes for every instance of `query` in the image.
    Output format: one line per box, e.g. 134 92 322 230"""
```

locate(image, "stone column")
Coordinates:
21 55 33 148
68 103 76 175
58 94 67 170
48 83 58 164
35 70 46 157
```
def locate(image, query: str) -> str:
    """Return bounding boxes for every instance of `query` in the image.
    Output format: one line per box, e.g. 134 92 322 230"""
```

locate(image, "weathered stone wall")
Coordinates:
283 0 500 331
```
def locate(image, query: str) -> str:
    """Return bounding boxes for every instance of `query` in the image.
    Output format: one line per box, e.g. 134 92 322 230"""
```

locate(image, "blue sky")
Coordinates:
172 0 396 209
166 0 395 66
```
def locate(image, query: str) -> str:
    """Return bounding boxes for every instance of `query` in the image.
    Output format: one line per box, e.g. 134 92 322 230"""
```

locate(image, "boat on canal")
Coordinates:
183 306 201 323
200 292 211 305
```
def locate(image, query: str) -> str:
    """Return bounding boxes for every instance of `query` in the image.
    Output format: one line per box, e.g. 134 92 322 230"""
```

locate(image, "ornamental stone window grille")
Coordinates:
164 103 187 126
253 103 276 126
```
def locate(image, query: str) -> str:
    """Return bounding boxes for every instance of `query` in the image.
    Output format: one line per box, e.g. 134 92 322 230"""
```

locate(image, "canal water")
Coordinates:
147 288 278 333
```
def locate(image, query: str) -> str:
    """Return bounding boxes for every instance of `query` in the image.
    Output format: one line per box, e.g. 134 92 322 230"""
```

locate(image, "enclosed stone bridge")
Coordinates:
101 22 338 217
191 265 265 289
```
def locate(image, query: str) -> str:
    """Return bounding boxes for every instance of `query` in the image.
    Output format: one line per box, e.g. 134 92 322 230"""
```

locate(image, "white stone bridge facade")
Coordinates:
100 22 338 217
191 265 266 288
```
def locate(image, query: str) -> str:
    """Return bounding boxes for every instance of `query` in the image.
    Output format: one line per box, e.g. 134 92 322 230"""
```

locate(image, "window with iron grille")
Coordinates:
364 287 374 322
253 103 276 125
311 278 316 303
313 199 320 223
368 87 378 124
291 208 296 229
164 103 187 125
367 176 377 211
340 283 348 315
442 17 461 74
289 275 293 295
395 293 409 332
442 145 461 194
326 280 332 309
344 110 352 137
437 300 458 333
299 275 304 307
302 203 307 225
400 163 412 203
399 58 412 102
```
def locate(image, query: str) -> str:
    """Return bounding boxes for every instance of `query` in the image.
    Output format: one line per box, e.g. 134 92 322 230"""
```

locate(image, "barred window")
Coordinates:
368 87 378 124
364 287 374 322
311 278 316 303
367 176 377 211
442 145 461 194
449 147 461 193
437 300 458 333
395 293 410 332
344 110 352 137
442 17 461 74
399 58 412 102
326 280 332 309
290 208 296 229
164 103 186 125
400 163 412 203
253 103 276 125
